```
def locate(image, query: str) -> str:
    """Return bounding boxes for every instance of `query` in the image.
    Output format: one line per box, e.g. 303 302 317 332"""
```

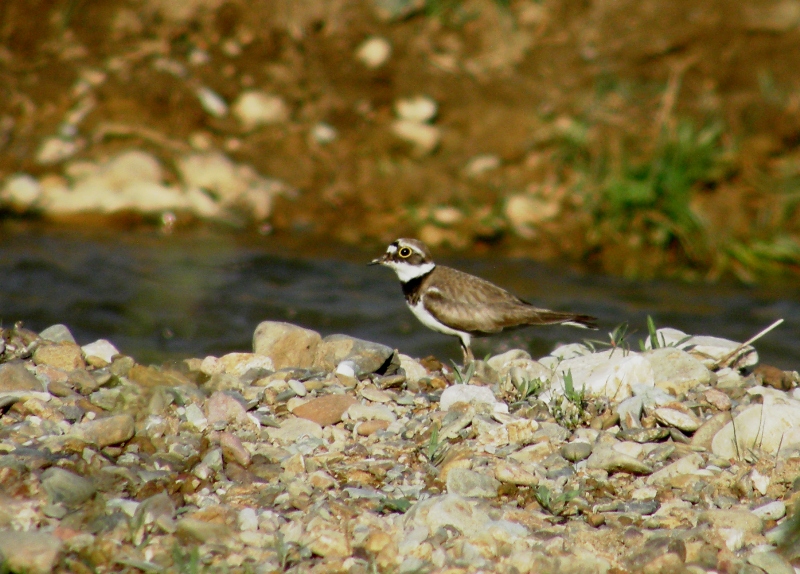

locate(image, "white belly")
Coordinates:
407 298 470 346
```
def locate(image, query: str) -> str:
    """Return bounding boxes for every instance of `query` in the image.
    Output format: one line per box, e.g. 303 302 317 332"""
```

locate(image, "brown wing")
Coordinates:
422 266 597 335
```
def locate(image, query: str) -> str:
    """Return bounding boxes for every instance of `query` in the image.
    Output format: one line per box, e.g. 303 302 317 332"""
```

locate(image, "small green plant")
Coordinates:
638 316 692 351
534 485 580 516
584 323 632 356
376 497 412 514
427 422 447 463
563 369 585 407
172 545 201 574
450 360 476 385
515 377 545 401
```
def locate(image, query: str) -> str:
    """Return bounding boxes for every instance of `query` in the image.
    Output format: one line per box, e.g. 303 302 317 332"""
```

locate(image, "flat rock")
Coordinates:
544 350 654 403
253 321 321 369
748 551 794 574
586 447 653 475
398 354 427 382
440 384 508 414
33 342 86 371
645 347 713 396
561 441 593 462
647 453 704 485
712 403 800 458
446 468 500 498
0 361 44 392
266 417 324 444
205 391 253 428
81 339 120 365
314 334 394 376
346 402 396 423
648 327 758 369
494 460 539 486
698 509 763 534
293 394 357 426
39 324 76 344
654 405 701 432
71 414 134 447
220 431 251 467
0 531 63 574
356 419 390 436
41 467 96 505
176 517 231 543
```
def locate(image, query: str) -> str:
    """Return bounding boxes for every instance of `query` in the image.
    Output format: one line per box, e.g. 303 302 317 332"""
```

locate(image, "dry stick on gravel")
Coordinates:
712 318 785 369
92 122 191 153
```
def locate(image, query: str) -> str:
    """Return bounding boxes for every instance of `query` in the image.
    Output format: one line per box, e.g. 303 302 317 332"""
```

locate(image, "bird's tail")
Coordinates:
534 311 598 330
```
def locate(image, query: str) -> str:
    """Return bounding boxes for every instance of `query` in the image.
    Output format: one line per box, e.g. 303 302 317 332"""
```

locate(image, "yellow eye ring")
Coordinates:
399 247 412 258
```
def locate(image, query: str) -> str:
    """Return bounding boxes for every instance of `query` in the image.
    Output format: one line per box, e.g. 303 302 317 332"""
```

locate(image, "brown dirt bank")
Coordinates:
2 0 800 280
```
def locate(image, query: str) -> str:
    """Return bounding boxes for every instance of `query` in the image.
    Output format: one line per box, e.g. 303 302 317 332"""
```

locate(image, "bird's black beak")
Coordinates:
369 253 387 266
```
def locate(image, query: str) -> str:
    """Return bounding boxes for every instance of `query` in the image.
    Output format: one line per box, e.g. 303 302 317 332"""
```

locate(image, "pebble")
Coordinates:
390 120 441 156
232 91 289 130
646 347 713 395
195 86 228 117
1 173 42 211
0 531 64 574
71 413 134 447
0 317 794 573
395 95 438 123
33 342 86 371
355 36 392 68
253 321 322 369
293 394 357 426
39 324 77 344
440 384 508 414
505 194 561 238
561 441 593 462
41 467 96 505
0 361 44 392
314 334 394 376
81 339 120 365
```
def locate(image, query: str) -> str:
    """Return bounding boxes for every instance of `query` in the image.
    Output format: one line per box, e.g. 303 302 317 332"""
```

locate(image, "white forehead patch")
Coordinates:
387 244 398 254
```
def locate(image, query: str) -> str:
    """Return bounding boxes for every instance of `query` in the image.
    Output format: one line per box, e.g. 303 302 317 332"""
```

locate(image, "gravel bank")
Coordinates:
1 320 799 573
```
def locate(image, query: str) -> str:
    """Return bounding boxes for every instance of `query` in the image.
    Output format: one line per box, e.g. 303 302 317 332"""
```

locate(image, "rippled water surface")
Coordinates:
2 223 799 369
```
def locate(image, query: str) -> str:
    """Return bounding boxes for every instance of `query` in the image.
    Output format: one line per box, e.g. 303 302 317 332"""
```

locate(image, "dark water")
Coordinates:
1 223 799 370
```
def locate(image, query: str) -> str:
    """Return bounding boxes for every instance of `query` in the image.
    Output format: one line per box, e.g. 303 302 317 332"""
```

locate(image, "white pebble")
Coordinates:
232 91 289 130
395 95 438 123
355 36 392 69
195 86 229 118
336 361 357 378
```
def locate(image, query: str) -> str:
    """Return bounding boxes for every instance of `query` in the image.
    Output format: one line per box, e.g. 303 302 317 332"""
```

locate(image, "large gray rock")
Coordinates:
253 321 321 369
0 361 44 392
446 468 500 498
0 531 63 574
41 467 96 506
645 347 714 396
314 334 394 376
71 414 134 447
39 324 76 344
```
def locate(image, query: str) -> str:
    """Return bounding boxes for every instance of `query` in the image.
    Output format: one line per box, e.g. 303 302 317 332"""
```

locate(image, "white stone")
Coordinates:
654 406 701 432
238 508 258 531
81 339 120 364
751 469 770 496
335 361 357 378
195 86 228 117
232 91 289 130
752 500 786 521
184 403 208 432
464 154 501 178
355 36 392 68
399 354 428 382
712 403 800 458
647 453 704 485
1 174 41 210
391 120 440 155
287 379 307 397
505 194 561 238
542 349 654 403
395 95 438 123
646 327 757 369
36 137 83 164
346 403 396 423
310 123 337 145
440 384 508 414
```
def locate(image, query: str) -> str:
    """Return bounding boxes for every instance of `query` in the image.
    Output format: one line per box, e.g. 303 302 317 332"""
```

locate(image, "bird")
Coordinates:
370 238 598 363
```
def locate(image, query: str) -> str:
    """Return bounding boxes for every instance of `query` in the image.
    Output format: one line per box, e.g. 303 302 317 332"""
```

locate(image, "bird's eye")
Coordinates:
399 247 412 258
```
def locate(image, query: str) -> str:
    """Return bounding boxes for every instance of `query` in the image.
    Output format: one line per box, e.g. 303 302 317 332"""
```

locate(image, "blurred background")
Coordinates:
1 0 799 365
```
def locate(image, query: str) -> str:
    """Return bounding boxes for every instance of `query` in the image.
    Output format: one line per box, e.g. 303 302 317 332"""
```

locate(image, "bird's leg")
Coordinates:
460 340 474 366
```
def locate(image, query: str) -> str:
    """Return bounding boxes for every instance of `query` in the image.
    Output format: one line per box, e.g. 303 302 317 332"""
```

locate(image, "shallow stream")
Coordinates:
2 223 798 370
